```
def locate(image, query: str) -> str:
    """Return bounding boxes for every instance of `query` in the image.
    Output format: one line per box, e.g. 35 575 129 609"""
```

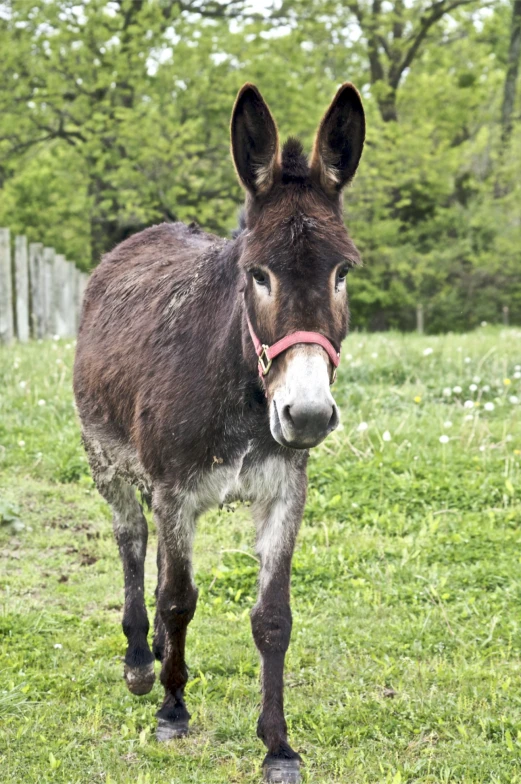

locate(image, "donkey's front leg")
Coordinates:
153 486 198 741
101 475 155 696
251 476 306 784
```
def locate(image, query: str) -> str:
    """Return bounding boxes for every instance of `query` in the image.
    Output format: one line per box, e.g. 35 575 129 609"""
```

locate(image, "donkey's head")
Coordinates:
231 83 365 449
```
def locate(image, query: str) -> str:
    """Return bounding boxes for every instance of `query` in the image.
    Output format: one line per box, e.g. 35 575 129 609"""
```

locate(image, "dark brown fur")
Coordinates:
73 82 364 781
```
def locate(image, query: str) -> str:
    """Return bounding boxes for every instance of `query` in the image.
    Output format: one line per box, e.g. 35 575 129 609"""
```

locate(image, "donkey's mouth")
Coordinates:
270 399 338 450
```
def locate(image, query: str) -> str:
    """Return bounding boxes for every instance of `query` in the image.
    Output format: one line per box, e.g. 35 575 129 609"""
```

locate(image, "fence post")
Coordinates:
53 254 68 337
72 267 82 335
0 228 14 345
14 235 29 342
66 262 76 336
416 303 424 334
77 272 88 333
503 305 510 327
29 243 44 338
43 247 55 337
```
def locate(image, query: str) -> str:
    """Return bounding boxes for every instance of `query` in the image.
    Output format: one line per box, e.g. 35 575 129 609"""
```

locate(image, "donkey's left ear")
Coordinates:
231 83 280 196
311 83 365 195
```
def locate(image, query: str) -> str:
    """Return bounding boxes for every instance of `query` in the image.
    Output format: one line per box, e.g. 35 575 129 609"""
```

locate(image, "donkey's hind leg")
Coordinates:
152 543 166 662
88 455 155 695
153 485 199 741
112 479 156 694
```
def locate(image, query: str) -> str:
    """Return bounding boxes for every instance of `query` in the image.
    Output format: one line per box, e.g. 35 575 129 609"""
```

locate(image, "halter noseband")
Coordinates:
245 313 340 384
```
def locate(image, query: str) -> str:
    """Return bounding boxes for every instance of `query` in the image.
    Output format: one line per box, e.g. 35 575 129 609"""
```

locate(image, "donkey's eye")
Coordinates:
252 268 268 286
337 265 349 282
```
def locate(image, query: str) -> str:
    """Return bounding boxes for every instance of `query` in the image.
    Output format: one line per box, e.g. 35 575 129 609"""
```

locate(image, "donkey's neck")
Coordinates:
184 237 265 416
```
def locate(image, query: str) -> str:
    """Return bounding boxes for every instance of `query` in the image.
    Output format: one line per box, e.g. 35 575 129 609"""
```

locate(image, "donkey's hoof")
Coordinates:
124 662 155 695
262 758 301 784
156 717 190 741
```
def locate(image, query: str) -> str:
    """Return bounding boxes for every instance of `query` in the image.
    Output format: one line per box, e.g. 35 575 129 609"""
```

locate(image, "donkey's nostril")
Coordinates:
327 406 339 433
282 400 336 443
281 404 293 427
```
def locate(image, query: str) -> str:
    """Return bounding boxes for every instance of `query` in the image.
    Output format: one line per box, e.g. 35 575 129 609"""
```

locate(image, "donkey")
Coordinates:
73 82 364 783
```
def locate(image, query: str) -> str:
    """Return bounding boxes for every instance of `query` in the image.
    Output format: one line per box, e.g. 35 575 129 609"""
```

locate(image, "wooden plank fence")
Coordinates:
0 228 89 344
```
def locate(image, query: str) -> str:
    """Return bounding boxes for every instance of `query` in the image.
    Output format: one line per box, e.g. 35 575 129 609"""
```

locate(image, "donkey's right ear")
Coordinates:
231 84 280 196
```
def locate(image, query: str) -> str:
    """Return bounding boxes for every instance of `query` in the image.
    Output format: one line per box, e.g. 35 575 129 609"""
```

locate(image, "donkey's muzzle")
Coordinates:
269 347 340 449
273 398 339 449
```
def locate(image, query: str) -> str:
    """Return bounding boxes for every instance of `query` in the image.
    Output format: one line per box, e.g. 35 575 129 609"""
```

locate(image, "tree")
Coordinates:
1 0 520 330
500 0 521 145
274 0 488 122
0 0 247 263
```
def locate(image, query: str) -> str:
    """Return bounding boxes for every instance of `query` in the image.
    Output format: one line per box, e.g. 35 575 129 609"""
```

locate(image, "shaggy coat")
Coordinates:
73 82 365 783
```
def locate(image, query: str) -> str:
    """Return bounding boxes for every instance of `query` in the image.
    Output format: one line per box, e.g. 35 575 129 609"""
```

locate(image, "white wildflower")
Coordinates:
371 352 378 358
443 387 452 397
382 430 391 442
423 347 433 356
481 321 487 327
509 396 519 405
37 399 46 406
469 384 478 392
357 422 368 432
514 371 521 380
479 445 486 452
19 381 27 389
439 435 449 444
53 334 60 341
54 643 63 649
453 386 462 394
464 400 474 409
473 376 481 384
464 357 471 364
345 353 353 360
482 385 490 392
484 402 495 412
443 421 452 429
18 440 25 447
464 414 474 421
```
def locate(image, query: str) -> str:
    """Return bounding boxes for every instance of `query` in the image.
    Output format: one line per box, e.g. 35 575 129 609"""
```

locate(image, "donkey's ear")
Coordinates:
231 83 280 196
311 83 365 195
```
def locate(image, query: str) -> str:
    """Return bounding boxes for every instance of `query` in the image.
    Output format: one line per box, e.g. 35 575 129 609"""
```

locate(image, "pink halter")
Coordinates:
246 313 340 382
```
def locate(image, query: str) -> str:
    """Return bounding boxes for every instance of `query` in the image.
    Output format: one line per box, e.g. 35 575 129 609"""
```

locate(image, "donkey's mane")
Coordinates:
281 137 308 182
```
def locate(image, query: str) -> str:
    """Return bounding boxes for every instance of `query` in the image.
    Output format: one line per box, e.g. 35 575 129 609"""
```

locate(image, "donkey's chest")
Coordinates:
190 446 298 513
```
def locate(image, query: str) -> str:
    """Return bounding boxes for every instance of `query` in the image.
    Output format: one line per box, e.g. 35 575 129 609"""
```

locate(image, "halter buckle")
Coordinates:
258 345 272 376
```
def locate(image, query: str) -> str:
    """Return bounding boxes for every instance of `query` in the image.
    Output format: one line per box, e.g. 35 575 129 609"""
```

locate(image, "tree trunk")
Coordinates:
501 0 521 146
378 90 398 122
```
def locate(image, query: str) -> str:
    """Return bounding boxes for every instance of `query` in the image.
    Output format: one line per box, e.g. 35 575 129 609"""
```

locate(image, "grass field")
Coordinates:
1 328 521 783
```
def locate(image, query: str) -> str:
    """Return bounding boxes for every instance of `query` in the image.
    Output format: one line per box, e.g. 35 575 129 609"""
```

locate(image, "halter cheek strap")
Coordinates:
246 314 340 384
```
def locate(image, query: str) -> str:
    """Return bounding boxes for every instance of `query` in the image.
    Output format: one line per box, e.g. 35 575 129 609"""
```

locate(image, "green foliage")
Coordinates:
1 330 521 781
0 1 520 329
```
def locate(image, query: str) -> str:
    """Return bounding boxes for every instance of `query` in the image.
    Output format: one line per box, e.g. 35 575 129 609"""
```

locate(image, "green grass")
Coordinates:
1 327 521 783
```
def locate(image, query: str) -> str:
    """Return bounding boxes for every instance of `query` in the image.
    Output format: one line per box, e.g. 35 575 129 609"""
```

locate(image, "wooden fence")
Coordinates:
0 228 89 344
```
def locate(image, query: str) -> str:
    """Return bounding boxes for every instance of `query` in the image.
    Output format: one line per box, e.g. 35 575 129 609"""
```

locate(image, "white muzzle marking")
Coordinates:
269 347 339 448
